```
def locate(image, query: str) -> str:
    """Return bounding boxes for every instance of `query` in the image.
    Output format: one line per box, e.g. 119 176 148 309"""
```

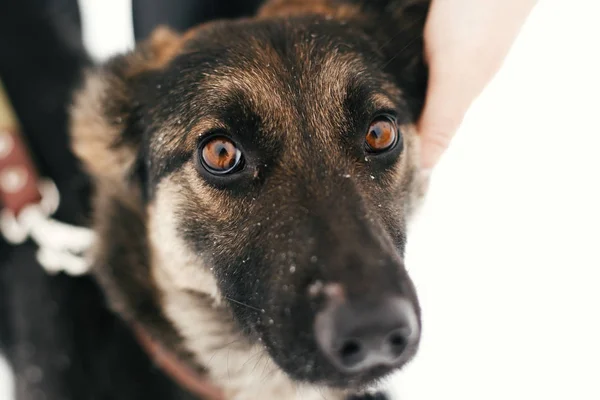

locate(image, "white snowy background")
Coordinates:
2 0 600 399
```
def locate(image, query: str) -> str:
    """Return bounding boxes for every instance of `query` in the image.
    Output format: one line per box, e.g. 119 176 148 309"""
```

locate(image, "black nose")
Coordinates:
314 292 418 374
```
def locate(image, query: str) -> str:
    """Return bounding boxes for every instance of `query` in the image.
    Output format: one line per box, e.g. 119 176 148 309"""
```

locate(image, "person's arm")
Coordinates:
418 0 538 170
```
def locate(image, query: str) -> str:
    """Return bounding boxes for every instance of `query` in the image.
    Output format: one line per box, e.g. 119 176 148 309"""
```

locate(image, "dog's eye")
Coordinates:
365 117 399 153
200 136 243 174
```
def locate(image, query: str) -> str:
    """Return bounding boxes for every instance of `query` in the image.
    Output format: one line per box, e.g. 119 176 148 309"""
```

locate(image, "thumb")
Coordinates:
417 69 473 170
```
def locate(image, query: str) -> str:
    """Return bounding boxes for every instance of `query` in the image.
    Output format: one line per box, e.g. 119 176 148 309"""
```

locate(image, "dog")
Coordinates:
3 0 431 399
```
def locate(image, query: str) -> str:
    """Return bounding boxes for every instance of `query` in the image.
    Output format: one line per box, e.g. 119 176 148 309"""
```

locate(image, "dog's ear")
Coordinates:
69 26 183 192
357 0 431 116
260 0 430 117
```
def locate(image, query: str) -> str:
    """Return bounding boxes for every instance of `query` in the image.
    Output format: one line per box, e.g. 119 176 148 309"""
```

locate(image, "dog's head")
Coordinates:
71 0 430 392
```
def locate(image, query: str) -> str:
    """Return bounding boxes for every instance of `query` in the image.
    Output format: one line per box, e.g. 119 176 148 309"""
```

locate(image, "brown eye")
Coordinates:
200 136 243 174
365 117 398 153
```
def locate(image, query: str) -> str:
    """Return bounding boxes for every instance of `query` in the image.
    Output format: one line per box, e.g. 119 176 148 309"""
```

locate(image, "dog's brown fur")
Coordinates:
70 1 430 398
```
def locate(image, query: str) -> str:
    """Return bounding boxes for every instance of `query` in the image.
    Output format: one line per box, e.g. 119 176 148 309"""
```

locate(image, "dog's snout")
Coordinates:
314 291 418 374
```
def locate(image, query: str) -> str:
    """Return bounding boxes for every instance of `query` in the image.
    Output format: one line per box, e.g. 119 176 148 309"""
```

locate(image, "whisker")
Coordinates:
259 353 281 382
252 352 267 375
205 337 242 369
381 33 424 70
261 365 280 383
317 387 328 400
242 349 267 368
225 296 262 312
376 14 426 53
227 346 232 380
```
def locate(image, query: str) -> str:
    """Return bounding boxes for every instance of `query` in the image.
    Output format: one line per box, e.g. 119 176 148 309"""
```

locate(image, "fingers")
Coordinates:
417 66 474 169
418 0 538 170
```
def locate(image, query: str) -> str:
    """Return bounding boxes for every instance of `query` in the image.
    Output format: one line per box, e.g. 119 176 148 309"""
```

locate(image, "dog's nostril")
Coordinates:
386 329 409 358
338 339 364 366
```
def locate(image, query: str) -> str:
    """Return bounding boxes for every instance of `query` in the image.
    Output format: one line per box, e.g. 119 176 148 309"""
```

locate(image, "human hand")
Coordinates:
418 0 538 170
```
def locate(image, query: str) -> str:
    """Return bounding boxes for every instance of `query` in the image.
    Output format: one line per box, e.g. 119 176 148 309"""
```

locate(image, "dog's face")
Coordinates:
71 0 429 392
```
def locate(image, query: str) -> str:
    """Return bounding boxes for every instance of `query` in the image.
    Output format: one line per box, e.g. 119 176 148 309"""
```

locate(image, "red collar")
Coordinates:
132 324 225 400
0 80 42 216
